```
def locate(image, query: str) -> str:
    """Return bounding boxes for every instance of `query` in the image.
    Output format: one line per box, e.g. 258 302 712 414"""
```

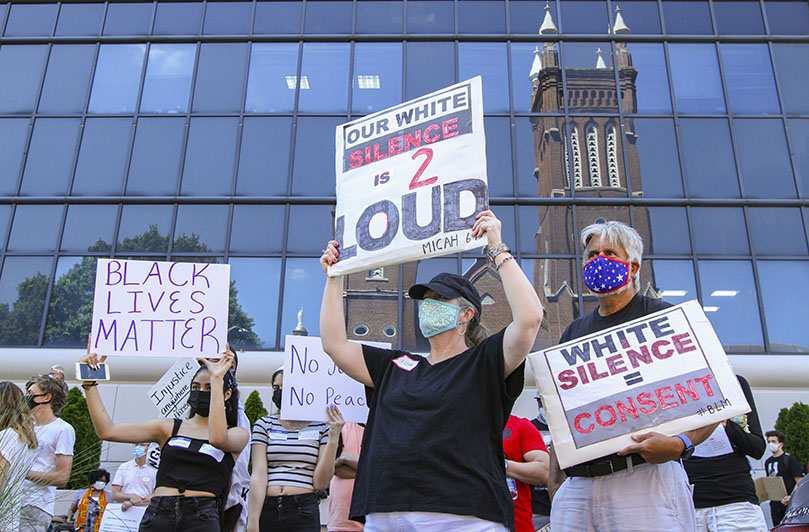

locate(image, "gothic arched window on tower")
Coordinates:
606 124 621 188
563 124 583 189
586 124 601 187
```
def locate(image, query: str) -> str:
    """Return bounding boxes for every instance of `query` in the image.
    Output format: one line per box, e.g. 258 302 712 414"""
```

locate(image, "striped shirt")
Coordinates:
251 415 330 490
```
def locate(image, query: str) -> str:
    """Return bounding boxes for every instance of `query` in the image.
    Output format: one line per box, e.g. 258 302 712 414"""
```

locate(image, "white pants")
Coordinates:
695 502 768 532
18 506 51 532
365 512 508 532
551 461 696 532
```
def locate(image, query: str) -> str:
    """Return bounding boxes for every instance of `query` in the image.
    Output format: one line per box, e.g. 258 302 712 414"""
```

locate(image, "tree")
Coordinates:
244 390 268 427
775 402 809 471
60 387 102 489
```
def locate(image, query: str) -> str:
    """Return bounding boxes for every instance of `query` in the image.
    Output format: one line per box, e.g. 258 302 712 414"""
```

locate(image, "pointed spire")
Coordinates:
596 48 607 69
529 46 542 81
539 2 558 35
613 5 631 34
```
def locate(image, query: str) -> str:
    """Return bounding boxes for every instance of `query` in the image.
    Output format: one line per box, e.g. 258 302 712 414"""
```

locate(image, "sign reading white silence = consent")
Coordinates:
330 76 489 276
91 259 230 357
529 300 750 469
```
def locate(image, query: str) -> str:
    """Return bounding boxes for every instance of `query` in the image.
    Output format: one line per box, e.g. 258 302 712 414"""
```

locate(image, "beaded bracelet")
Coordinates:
486 242 511 263
495 255 514 271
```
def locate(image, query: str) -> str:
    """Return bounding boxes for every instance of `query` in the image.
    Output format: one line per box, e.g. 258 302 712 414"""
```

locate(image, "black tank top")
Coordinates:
154 419 235 498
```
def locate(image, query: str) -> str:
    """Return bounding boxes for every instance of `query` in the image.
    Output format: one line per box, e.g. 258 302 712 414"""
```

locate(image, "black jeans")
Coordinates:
258 493 320 532
138 496 221 532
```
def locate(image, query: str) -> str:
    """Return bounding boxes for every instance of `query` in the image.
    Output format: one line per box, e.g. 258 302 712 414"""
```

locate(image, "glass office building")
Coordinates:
0 1 807 380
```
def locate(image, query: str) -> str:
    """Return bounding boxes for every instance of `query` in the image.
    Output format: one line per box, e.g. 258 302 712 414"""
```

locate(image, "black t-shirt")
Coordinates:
683 375 766 508
766 453 804 495
529 417 551 516
559 293 672 344
350 329 524 531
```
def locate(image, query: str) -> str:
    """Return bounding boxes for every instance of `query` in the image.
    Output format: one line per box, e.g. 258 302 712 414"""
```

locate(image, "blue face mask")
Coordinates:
582 255 632 294
418 298 462 338
133 446 147 459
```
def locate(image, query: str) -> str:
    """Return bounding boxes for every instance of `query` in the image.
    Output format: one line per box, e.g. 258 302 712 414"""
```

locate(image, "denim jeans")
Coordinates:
258 493 320 532
138 496 221 532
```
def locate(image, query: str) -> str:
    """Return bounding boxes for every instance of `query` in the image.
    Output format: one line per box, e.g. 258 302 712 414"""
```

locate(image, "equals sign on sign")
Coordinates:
624 372 643 386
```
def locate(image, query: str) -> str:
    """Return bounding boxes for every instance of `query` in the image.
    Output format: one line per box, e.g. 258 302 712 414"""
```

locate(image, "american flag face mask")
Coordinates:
582 255 632 294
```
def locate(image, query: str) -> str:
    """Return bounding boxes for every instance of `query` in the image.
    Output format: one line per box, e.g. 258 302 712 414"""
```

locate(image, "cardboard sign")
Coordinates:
98 503 146 532
91 259 230 357
282 335 390 423
148 358 197 418
755 476 787 503
529 300 750 469
330 76 489 276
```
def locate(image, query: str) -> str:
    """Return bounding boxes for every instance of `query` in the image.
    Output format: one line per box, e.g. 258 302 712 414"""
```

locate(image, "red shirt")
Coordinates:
503 416 548 532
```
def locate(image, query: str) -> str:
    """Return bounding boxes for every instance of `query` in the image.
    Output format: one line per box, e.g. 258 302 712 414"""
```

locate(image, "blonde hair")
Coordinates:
0 382 37 450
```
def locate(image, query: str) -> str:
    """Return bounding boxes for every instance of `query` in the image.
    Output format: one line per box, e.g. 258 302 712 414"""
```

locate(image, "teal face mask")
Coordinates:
418 298 462 338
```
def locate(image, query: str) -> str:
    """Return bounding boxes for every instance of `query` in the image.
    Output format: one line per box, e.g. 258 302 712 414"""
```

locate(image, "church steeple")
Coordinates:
539 3 558 35
613 6 633 70
613 6 631 34
596 48 607 69
529 46 542 82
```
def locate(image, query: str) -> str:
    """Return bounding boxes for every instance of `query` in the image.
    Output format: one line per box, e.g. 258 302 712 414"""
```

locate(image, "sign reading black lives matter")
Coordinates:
529 300 750 469
329 76 488 276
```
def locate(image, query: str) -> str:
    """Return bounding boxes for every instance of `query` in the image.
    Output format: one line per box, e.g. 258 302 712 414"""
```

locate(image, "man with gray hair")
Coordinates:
547 220 716 532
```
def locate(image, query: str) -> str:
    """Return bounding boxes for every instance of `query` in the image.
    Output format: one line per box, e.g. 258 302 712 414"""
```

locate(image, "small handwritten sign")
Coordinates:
148 358 197 418
98 503 146 532
90 259 230 357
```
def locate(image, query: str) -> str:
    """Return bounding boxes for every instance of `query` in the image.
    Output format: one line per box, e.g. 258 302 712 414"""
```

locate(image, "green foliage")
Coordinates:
244 390 268 427
60 388 102 490
775 402 809 471
0 273 49 345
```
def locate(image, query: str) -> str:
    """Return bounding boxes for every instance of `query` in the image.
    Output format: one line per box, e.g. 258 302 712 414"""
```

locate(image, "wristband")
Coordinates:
81 381 98 389
495 255 514 271
486 242 511 263
674 433 695 460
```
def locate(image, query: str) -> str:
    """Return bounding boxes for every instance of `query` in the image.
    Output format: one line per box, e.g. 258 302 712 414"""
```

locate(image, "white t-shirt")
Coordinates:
23 417 76 515
0 427 37 531
111 459 156 499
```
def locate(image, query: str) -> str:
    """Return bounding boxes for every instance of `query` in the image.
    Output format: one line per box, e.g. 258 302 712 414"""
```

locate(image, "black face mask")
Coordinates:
272 389 282 410
188 390 211 417
26 393 49 411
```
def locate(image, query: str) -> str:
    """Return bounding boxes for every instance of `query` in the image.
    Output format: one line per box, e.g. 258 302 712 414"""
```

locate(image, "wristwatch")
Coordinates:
674 433 695 460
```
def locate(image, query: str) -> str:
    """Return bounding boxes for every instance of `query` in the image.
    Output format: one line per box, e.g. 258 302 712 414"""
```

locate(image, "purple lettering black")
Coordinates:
192 264 210 288
200 316 218 353
625 323 649 344
443 179 488 232
121 321 139 350
401 187 441 240
128 290 143 313
169 291 182 314
122 262 138 285
168 262 187 286
189 291 205 314
181 318 195 349
334 215 357 260
106 292 120 315
560 342 591 365
96 319 117 349
106 260 123 286
143 319 163 350
648 316 675 338
143 262 163 285
356 200 399 251
590 334 617 358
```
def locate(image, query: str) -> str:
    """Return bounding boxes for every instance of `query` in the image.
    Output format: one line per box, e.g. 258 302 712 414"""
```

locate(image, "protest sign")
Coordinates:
148 358 197 418
281 335 390 423
90 259 230 357
529 300 750 469
98 503 146 532
330 76 489 276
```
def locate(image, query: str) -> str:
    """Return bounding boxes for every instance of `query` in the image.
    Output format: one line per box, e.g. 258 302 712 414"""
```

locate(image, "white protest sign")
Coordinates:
91 259 230 357
98 503 146 532
282 335 390 423
330 76 488 276
529 300 750 469
148 358 197 418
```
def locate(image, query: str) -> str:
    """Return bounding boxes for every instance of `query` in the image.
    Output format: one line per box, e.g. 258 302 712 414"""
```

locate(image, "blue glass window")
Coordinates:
117 205 173 253
614 2 661 34
43 256 99 347
758 261 809 352
55 4 103 36
291 117 344 196
405 42 454 100
8 205 64 252
690 207 749 256
407 1 454 33
734 119 796 199
356 1 403 34
788 119 809 198
103 3 153 36
287 205 335 254
458 43 509 113
0 45 48 114
246 43 299 114
562 41 611 69
298 43 350 113
514 117 537 197
509 1 545 34
458 1 505 34
485 118 514 197
626 43 671 114
650 260 697 306
237 117 292 196
560 1 608 34
254 2 302 34
518 206 569 254
773 44 809 114
38 45 96 114
192 43 249 113
662 2 713 34
352 43 403 115
230 206 286 253
647 207 691 255
304 1 352 34
88 45 147 114
679 119 739 198
20 119 81 196
0 205 10 247
153 3 202 35
714 1 765 35
126 117 185 196
668 44 725 114
72 118 132 196
562 42 618 113
229 258 282 349
281 258 326 338
204 2 252 35
0 256 53 346
173 205 230 253
4 4 57 36
748 208 807 256
181 117 240 196
140 44 196 114
0 119 28 195
634 119 684 198
720 44 779 114
698 260 763 351
765 1 809 35
510 43 544 114
61 205 117 252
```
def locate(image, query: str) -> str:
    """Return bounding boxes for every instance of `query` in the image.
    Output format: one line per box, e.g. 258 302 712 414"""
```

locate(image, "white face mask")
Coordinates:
768 442 782 454
93 481 107 491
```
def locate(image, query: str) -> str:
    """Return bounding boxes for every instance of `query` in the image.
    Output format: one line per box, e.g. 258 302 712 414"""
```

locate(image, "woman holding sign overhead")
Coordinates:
80 342 248 532
319 209 543 532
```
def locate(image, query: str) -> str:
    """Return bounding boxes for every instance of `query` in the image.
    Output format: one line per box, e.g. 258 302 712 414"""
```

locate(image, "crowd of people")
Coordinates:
0 214 805 532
